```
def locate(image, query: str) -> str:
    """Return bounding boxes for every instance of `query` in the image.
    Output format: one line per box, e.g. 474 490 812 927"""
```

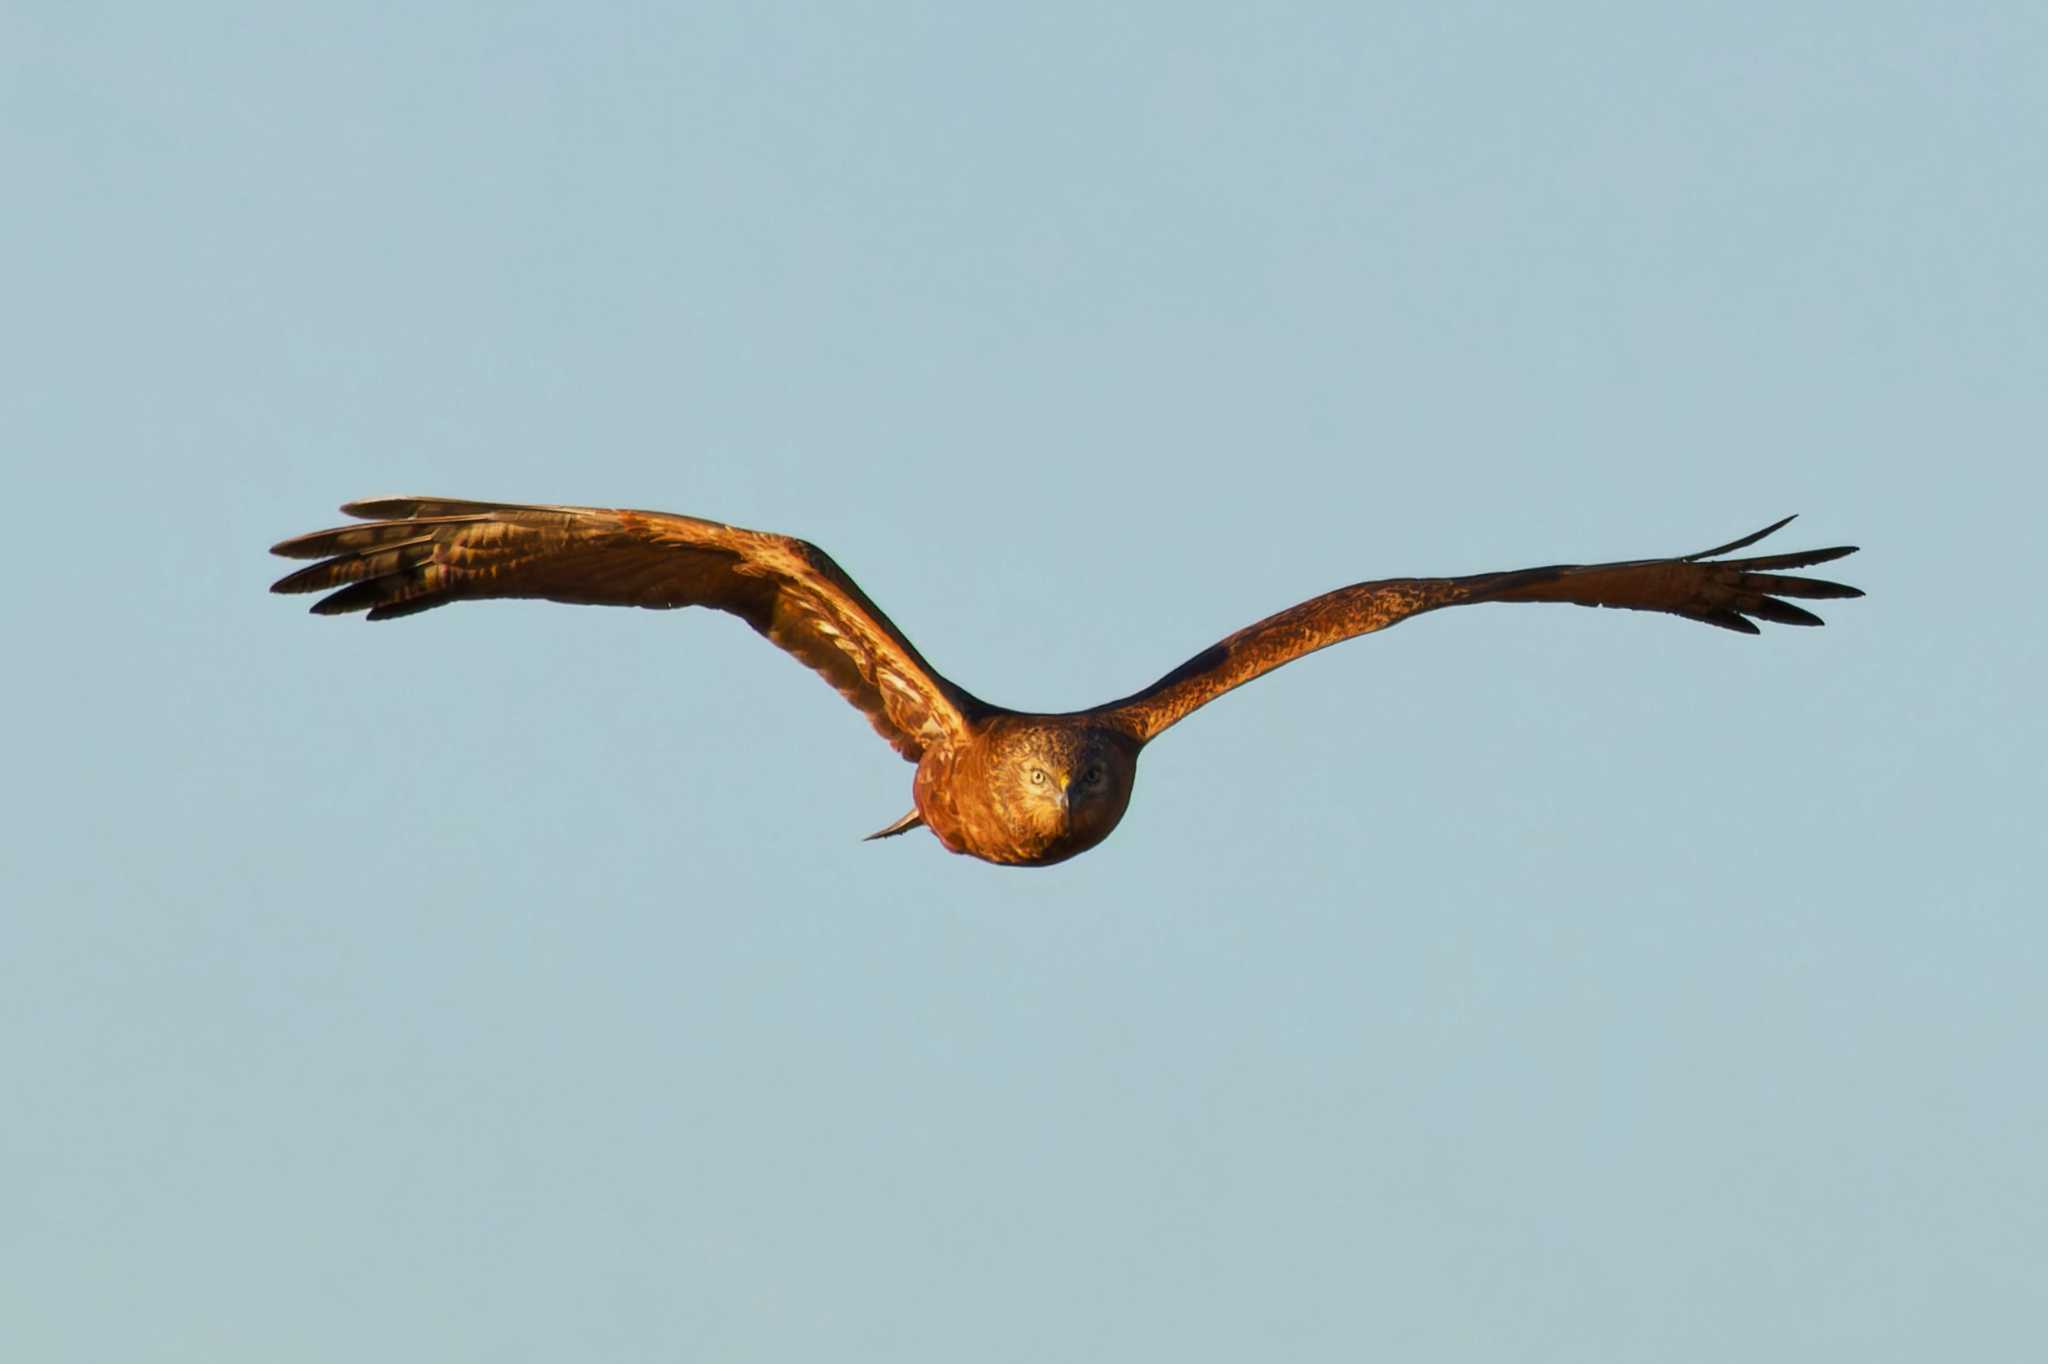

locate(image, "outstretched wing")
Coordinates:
1098 516 1862 743
271 497 988 760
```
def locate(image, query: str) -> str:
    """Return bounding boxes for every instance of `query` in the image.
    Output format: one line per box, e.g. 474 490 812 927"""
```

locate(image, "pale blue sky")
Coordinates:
5 2 2043 1359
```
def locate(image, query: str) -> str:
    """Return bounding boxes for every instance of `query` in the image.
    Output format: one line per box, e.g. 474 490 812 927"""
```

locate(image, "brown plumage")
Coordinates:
271 500 1862 866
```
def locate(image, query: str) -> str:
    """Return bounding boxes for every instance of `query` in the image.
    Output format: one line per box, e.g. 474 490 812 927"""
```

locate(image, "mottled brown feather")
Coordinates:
271 498 987 759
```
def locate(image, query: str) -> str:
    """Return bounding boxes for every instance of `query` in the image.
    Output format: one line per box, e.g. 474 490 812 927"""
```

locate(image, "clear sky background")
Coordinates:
6 3 2043 1360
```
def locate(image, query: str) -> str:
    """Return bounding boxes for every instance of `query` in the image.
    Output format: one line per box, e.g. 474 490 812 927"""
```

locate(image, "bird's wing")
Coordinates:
271 497 987 760
1097 516 1862 743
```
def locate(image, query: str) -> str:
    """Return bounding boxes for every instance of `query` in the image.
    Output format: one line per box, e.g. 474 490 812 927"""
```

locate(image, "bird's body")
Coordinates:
271 498 1862 867
911 717 1142 865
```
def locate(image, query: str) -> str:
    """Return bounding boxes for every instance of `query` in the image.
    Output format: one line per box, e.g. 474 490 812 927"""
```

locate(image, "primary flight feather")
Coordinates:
272 500 1862 866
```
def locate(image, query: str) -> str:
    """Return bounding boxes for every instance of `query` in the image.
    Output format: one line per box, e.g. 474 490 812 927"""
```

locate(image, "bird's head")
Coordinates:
987 723 1139 865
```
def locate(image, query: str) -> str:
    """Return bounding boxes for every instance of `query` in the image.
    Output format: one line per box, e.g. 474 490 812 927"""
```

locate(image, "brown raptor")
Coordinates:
272 499 1861 866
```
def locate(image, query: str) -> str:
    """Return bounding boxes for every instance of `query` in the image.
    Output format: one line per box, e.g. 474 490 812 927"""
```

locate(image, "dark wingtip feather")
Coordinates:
339 495 430 518
307 581 454 619
1686 515 1797 561
1743 571 1863 599
309 582 382 615
364 596 452 620
271 561 341 595
1691 609 1763 634
1744 597 1826 627
1735 544 1859 572
270 530 334 559
340 495 508 520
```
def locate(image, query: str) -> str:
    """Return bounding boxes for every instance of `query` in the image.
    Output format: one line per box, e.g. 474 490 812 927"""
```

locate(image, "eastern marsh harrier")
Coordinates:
272 499 1861 866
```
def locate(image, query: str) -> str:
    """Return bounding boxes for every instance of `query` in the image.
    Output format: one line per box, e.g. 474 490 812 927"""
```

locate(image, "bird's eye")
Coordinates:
1030 768 1049 786
1081 764 1105 786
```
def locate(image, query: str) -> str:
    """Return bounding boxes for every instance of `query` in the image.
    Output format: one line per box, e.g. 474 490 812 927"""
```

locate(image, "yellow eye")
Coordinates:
1030 768 1049 786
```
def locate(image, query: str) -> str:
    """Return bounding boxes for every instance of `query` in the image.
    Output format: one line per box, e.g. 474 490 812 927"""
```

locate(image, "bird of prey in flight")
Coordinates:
272 499 1861 866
